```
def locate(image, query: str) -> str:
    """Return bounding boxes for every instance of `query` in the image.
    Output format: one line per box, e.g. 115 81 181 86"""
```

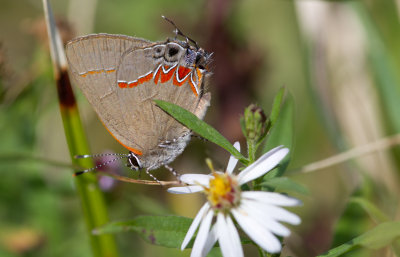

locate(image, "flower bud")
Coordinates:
241 104 267 144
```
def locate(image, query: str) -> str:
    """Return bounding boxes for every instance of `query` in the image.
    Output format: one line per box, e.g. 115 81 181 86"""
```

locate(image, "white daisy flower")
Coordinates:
168 143 301 257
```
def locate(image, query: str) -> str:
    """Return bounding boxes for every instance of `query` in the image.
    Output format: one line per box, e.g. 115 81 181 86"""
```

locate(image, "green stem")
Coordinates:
60 104 118 257
42 0 118 254
247 140 257 164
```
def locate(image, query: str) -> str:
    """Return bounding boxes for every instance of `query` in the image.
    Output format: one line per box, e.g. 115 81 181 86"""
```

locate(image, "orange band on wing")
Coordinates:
118 82 128 88
153 68 161 84
173 76 184 86
128 81 139 87
160 66 177 83
189 79 198 96
138 72 153 84
128 72 153 88
119 65 197 94
178 66 192 80
79 69 115 77
101 121 143 155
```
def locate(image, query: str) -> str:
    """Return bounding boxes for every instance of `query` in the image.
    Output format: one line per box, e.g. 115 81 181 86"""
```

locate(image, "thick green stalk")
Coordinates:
42 0 119 255
59 92 118 257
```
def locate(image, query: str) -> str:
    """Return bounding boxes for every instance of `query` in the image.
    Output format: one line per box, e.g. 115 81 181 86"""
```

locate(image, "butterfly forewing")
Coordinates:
66 34 151 152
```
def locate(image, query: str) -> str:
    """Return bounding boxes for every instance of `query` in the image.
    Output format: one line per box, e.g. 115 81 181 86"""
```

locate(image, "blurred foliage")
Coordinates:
1 0 400 256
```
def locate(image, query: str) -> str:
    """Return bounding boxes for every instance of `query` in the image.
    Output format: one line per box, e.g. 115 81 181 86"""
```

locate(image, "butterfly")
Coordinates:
65 17 212 176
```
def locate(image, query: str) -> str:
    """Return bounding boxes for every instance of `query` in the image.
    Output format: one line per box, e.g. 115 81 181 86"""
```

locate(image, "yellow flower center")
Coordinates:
205 172 240 210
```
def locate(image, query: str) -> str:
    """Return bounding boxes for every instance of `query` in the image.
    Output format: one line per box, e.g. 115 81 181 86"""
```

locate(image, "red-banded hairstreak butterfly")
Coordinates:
66 17 212 176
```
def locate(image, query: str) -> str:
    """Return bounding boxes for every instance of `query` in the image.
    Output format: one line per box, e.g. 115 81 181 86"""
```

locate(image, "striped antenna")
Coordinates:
75 153 129 159
73 153 129 176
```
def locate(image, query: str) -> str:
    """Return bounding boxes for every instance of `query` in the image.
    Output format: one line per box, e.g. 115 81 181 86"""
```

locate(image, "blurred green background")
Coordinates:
1 0 400 256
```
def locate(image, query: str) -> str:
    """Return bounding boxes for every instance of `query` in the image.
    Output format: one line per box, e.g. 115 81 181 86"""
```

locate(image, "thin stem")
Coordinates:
247 140 257 164
96 171 182 186
293 133 400 174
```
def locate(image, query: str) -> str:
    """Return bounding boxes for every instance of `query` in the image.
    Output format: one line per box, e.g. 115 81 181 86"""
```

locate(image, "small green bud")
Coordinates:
241 104 267 144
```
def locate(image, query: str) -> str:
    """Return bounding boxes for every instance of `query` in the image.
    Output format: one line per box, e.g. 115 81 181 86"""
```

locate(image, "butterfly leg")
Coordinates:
164 164 180 180
143 164 162 185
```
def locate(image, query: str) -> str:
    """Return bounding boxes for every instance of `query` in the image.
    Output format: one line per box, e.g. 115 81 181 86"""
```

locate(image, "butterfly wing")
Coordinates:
66 34 151 154
115 42 211 155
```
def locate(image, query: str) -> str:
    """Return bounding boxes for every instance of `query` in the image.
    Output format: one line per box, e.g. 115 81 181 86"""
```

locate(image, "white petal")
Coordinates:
167 186 204 194
232 209 282 253
181 203 210 250
242 199 301 225
242 191 301 206
191 209 214 257
217 213 244 257
201 225 218 256
237 146 289 185
226 142 241 174
239 200 291 237
180 174 212 186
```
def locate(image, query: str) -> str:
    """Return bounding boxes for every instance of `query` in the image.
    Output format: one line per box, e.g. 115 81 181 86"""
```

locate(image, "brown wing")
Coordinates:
115 42 210 154
65 34 151 154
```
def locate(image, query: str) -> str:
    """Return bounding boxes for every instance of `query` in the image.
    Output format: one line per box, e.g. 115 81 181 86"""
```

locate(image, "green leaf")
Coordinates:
93 215 192 248
330 184 374 255
318 221 400 257
261 177 309 195
262 94 294 178
154 100 245 160
94 215 253 251
349 197 389 223
269 87 285 127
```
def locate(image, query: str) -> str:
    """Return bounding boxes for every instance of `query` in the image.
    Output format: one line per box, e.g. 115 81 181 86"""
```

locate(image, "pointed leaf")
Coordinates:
318 221 400 257
154 100 245 160
263 94 294 178
94 215 192 248
269 87 285 127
